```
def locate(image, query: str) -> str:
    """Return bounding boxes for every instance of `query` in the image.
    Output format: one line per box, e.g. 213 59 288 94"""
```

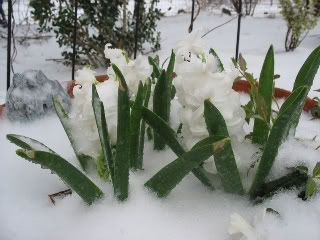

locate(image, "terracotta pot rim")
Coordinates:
0 77 318 119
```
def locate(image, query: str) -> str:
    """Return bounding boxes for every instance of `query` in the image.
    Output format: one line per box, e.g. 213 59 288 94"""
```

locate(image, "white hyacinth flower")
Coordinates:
104 44 150 97
71 67 119 153
174 32 246 174
119 55 151 95
71 43 151 155
174 58 245 143
175 30 206 61
104 43 127 67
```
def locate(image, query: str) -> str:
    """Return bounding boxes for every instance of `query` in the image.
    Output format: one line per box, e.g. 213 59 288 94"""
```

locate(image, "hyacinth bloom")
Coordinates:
71 44 150 153
173 31 246 174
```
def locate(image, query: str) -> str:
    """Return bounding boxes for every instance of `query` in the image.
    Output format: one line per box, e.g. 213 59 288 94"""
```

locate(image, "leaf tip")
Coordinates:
212 137 230 151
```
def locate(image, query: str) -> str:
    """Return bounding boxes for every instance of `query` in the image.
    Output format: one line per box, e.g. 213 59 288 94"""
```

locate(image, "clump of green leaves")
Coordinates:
7 65 150 203
6 45 320 206
234 54 271 128
151 51 175 150
146 45 320 201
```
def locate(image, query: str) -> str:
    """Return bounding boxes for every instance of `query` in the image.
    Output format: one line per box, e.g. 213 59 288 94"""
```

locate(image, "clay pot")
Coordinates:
67 75 109 98
232 80 318 113
0 104 5 118
1 78 318 119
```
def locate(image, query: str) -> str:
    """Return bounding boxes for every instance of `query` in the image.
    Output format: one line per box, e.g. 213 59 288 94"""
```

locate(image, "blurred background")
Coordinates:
0 0 319 104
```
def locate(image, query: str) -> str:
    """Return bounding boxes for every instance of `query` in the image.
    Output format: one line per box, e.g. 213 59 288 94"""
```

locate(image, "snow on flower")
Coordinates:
70 44 151 155
173 30 246 174
70 67 119 156
104 43 127 67
104 44 151 96
175 30 206 62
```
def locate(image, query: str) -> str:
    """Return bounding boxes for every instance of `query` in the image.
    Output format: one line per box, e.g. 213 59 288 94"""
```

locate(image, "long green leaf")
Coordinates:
153 70 169 150
53 97 94 171
148 56 161 79
141 106 215 189
7 134 55 153
137 79 152 169
145 137 226 197
130 81 145 170
204 100 244 194
166 50 175 83
209 48 224 72
252 46 274 145
112 64 130 201
253 170 308 202
165 50 175 122
290 46 320 132
92 84 114 182
16 149 103 205
166 50 175 97
249 86 308 198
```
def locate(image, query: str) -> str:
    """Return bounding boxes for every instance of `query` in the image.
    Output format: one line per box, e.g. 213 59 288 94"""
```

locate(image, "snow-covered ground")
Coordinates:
0 10 320 240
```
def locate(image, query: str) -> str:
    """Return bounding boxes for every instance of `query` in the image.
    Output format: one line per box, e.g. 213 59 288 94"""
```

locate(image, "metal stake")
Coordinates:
71 0 78 80
134 0 141 59
7 0 13 90
235 0 242 61
189 0 195 33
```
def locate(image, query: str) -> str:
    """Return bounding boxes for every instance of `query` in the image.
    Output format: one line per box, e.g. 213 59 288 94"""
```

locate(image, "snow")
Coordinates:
0 8 320 240
0 113 320 240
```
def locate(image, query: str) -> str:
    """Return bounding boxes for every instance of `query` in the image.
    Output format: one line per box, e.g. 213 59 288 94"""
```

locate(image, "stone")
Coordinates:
6 70 71 121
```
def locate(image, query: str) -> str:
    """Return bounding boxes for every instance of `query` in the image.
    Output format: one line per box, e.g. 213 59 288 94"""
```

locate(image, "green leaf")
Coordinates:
153 70 170 150
145 138 226 197
209 48 224 71
238 54 247 71
16 149 104 205
204 100 244 194
7 134 55 153
112 64 128 91
165 50 175 122
203 100 229 136
252 170 308 201
252 46 274 145
291 46 320 133
141 106 215 189
92 84 114 183
166 50 175 83
148 56 161 79
142 106 185 156
305 178 317 198
53 97 94 171
137 79 152 169
130 81 145 170
249 86 308 198
113 64 130 201
96 150 109 181
312 162 320 178
293 46 320 90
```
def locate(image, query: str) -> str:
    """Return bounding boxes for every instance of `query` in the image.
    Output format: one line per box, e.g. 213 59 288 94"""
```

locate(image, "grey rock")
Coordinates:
6 70 71 121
